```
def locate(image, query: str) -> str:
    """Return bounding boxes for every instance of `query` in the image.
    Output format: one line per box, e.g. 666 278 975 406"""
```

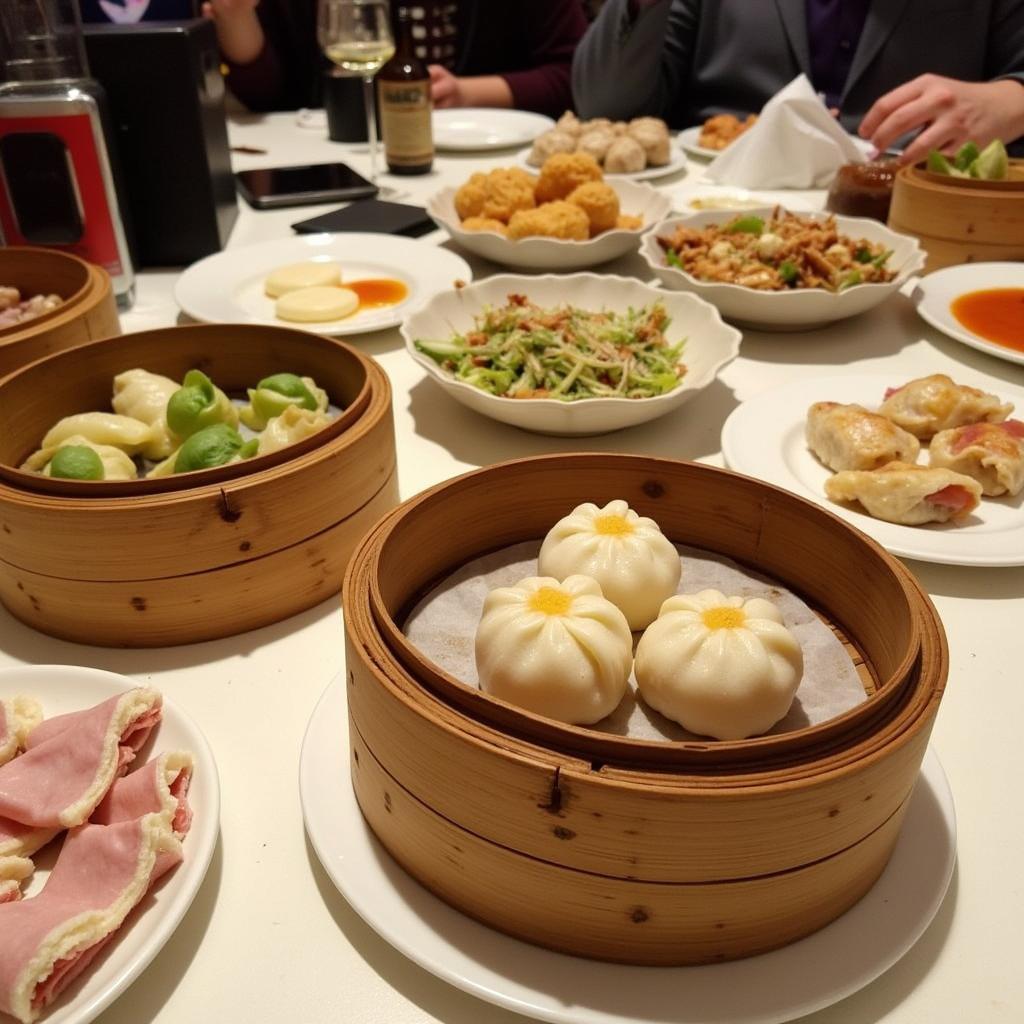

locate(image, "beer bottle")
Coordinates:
377 8 434 175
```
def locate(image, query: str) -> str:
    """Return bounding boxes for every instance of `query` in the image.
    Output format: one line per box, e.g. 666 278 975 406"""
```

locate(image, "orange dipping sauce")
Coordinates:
950 288 1024 351
349 278 408 310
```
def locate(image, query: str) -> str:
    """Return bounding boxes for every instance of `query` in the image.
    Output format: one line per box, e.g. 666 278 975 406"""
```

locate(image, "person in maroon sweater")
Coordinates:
203 0 588 116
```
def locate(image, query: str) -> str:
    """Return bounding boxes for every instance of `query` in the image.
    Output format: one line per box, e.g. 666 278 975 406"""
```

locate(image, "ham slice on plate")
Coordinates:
0 689 161 832
92 752 194 840
0 811 183 1024
926 484 977 513
0 697 43 768
0 817 57 861
0 855 32 903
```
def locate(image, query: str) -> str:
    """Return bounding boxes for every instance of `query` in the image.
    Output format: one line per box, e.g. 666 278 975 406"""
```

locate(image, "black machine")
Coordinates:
83 19 238 267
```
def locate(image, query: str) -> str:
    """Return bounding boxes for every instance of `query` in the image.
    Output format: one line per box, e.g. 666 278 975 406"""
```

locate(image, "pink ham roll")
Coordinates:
0 689 161 833
0 855 32 904
92 752 194 840
0 697 43 767
0 812 182 1024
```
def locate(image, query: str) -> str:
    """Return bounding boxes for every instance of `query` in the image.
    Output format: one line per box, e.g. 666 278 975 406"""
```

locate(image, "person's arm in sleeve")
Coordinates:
203 0 288 112
571 0 697 121
859 0 1024 162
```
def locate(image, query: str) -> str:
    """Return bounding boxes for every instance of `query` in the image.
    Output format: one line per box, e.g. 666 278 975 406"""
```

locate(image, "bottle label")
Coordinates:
378 79 434 166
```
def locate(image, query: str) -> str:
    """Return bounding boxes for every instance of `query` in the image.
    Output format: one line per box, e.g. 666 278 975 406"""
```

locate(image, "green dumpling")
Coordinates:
171 423 254 475
166 369 239 441
49 445 105 480
239 372 329 430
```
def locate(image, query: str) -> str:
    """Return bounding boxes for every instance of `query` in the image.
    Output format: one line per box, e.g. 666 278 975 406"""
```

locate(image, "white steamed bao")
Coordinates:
634 589 804 740
474 574 632 726
537 499 681 630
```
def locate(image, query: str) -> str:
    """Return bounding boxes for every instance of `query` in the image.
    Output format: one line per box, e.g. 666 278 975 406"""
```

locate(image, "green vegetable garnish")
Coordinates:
839 269 862 290
778 261 798 285
665 249 684 269
167 369 238 440
954 141 980 172
853 247 873 264
872 249 893 270
49 445 104 480
725 215 765 235
414 298 685 402
173 423 245 474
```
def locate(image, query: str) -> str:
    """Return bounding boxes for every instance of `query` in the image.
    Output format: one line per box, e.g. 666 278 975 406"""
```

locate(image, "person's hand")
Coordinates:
201 0 263 64
429 64 464 108
859 75 1024 165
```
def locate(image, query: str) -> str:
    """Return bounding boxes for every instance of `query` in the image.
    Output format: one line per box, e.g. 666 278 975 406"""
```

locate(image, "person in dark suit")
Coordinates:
572 0 1024 163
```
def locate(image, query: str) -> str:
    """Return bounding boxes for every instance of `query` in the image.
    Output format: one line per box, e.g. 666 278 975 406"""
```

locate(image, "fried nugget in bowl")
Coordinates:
454 172 488 220
567 181 620 236
534 152 603 203
480 168 536 222
461 217 508 236
507 201 590 241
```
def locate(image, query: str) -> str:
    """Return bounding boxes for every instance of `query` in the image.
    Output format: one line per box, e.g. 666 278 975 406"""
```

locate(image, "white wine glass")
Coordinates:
318 0 394 185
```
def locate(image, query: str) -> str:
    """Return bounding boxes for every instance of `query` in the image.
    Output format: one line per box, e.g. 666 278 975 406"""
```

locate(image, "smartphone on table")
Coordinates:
235 162 378 209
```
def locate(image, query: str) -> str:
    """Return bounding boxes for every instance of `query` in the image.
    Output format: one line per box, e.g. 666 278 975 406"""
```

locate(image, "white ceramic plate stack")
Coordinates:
432 109 555 151
428 179 672 271
402 273 741 436
641 208 926 331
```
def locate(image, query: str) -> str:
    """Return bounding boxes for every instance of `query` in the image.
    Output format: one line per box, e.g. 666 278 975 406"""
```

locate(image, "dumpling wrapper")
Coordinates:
825 461 982 525
40 413 156 459
928 420 1024 496
256 405 333 456
265 261 342 298
0 688 161 831
0 812 183 1024
275 285 359 323
111 369 179 459
0 697 42 768
879 374 1012 439
21 435 138 482
806 401 920 472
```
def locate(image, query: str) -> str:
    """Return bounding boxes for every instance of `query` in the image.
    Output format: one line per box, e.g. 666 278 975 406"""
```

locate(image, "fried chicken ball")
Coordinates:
567 181 620 236
454 172 487 220
507 200 589 241
534 152 603 203
461 217 508 236
616 213 644 231
479 168 536 221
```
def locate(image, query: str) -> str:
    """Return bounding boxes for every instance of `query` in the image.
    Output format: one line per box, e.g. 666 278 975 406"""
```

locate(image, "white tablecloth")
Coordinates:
2 112 1022 1024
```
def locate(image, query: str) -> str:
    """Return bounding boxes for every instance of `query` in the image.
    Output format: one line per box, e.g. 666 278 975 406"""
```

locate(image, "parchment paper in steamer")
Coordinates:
403 541 867 741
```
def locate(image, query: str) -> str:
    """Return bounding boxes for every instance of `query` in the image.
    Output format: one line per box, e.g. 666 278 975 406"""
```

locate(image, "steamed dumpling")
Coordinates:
256 405 332 455
42 412 153 457
166 369 239 442
527 129 576 167
147 423 256 478
240 372 329 431
634 589 804 740
576 128 615 164
627 123 671 166
21 434 138 481
537 499 680 630
474 575 632 725
604 136 646 174
112 368 179 459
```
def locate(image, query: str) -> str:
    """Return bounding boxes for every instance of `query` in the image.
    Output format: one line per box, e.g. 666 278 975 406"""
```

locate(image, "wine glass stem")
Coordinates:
363 74 379 184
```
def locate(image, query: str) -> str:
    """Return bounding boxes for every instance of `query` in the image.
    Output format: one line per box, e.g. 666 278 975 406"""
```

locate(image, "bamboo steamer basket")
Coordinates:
0 247 120 377
889 161 1024 272
343 454 946 965
0 324 398 646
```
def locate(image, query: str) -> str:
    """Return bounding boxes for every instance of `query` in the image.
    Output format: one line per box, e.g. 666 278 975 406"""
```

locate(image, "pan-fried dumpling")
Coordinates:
256 405 332 456
634 589 803 740
112 369 179 459
928 420 1024 496
474 575 632 725
41 413 153 457
21 435 138 481
806 401 919 471
166 369 239 442
538 499 680 630
879 374 1012 439
147 424 256 478
240 373 329 431
825 461 982 525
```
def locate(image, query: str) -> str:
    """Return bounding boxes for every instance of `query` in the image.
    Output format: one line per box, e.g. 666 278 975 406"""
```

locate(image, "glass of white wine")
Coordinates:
318 0 395 184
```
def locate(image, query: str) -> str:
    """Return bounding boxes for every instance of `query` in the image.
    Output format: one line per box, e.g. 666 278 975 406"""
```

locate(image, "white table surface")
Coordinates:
2 111 1023 1024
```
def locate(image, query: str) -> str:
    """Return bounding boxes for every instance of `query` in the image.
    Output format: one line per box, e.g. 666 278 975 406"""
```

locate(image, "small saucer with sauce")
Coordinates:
915 261 1024 367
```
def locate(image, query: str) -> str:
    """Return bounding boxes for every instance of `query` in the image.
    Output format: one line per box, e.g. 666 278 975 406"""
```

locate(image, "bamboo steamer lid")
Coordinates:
343 454 946 964
0 247 120 376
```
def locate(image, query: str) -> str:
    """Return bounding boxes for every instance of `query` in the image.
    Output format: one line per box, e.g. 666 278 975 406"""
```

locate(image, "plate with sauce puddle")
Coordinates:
915 262 1024 367
174 233 472 336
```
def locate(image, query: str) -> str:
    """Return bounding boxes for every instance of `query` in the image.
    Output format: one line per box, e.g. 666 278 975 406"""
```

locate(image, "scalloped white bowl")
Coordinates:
427 179 672 271
640 208 926 331
401 273 741 436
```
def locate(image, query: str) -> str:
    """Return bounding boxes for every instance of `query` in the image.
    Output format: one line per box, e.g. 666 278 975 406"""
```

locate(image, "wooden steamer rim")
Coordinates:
357 453 938 772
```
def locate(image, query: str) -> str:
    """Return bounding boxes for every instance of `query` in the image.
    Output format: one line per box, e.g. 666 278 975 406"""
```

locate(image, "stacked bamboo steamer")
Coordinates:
0 323 398 646
0 247 120 377
344 454 946 965
889 161 1024 272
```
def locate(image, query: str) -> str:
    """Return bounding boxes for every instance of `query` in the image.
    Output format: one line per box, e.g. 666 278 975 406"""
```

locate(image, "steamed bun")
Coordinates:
527 129 576 167
604 136 646 174
577 128 616 163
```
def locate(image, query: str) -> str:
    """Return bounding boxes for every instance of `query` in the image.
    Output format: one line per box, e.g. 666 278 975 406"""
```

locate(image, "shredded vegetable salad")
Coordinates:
414 295 686 401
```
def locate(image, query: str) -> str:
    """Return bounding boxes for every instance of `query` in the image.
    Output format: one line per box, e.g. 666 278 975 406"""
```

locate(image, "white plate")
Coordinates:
301 672 956 1024
517 145 688 182
721 372 1024 567
427 178 672 271
641 208 926 331
670 182 823 214
174 234 472 336
914 262 1024 367
433 109 554 151
401 273 740 436
679 124 876 161
0 664 219 1024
